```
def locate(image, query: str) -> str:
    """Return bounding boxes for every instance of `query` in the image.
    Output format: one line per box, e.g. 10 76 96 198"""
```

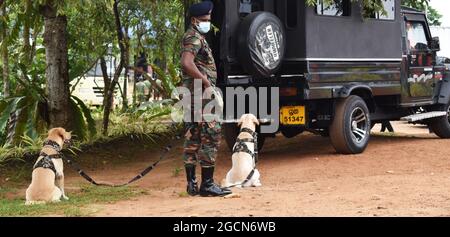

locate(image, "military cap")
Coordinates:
189 1 213 17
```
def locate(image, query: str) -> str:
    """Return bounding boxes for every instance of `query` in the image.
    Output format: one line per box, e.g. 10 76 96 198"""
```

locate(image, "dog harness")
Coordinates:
43 139 62 152
232 127 258 162
222 127 259 189
33 140 63 175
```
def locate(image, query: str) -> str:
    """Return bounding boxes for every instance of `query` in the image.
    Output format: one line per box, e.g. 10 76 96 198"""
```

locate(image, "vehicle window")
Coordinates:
378 0 395 20
364 0 395 20
406 22 429 51
316 0 350 17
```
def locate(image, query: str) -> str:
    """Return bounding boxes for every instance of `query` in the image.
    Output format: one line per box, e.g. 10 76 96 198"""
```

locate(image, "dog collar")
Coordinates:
240 128 257 138
43 139 62 152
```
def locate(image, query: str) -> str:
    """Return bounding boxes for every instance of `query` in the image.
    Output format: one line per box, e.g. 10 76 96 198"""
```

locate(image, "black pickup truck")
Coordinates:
206 0 450 154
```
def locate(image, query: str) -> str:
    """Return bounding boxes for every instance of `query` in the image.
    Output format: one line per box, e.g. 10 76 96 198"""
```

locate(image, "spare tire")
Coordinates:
237 12 286 78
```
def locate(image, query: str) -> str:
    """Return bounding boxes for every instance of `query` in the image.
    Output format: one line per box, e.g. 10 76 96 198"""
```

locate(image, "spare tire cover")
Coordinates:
238 12 286 78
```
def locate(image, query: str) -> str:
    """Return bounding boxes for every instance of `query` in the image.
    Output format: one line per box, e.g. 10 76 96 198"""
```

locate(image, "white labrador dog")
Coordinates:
25 128 71 205
222 114 262 188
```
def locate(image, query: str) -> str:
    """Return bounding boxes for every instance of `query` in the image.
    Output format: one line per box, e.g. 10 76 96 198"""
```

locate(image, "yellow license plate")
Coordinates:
280 106 306 125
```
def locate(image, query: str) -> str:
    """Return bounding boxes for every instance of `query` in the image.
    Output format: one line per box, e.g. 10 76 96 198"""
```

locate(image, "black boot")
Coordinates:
199 167 232 197
185 165 199 196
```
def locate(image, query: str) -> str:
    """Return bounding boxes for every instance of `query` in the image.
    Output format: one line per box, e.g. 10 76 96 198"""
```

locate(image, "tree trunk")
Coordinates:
100 56 110 109
102 0 127 135
23 0 31 61
41 2 71 129
122 69 128 110
1 2 10 98
122 25 130 110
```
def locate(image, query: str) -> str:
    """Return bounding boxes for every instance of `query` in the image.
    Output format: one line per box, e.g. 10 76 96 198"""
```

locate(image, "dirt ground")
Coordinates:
62 121 450 217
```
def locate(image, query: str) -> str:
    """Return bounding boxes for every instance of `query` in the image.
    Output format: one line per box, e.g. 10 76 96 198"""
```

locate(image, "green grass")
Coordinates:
172 167 183 177
0 187 18 199
178 191 189 198
0 185 148 217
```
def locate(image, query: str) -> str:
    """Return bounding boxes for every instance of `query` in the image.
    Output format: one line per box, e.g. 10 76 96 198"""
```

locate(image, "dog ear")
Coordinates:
252 116 260 126
55 128 69 141
237 116 244 127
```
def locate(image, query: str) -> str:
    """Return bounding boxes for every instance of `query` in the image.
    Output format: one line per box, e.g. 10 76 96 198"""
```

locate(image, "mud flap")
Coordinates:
438 73 450 104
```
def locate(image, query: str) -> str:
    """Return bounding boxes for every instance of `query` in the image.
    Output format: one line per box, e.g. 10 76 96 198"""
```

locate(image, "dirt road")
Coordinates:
65 122 450 217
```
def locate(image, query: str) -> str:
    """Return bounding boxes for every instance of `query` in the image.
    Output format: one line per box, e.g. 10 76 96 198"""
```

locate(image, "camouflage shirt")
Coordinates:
181 26 217 87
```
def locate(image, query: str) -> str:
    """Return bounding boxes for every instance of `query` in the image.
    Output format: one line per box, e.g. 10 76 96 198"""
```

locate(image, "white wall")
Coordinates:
431 26 450 57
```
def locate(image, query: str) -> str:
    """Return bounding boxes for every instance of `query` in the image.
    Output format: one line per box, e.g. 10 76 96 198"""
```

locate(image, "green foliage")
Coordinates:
108 100 174 140
70 96 97 140
0 94 97 148
66 0 116 82
307 0 439 25
151 63 181 98
0 101 175 166
402 0 442 26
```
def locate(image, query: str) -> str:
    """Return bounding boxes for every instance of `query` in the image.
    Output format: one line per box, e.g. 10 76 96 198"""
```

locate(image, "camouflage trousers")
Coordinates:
183 121 222 168
136 80 151 104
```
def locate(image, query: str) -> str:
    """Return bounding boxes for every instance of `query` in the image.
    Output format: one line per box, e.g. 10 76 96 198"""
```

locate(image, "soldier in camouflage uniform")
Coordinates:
181 1 231 197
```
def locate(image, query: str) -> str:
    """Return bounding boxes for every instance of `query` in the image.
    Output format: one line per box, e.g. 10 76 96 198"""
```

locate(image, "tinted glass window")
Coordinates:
316 0 350 16
406 22 429 50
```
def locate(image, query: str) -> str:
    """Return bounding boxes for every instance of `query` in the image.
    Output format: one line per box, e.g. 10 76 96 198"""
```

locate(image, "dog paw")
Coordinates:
252 181 262 187
62 195 69 201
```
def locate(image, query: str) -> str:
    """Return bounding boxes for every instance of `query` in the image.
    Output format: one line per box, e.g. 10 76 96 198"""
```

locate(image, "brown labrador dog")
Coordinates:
25 128 71 205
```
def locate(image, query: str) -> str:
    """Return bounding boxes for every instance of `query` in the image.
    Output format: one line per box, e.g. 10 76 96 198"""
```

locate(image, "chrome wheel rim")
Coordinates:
350 107 369 144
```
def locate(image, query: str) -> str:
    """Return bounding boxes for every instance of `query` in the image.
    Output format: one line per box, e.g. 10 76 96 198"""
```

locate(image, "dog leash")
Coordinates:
47 124 182 187
222 167 257 189
60 145 174 187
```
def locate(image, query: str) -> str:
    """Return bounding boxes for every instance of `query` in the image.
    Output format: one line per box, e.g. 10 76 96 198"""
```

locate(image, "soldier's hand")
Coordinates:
202 76 212 89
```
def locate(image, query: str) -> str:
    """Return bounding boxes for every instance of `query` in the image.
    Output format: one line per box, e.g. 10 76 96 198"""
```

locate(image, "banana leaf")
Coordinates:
0 97 25 133
71 95 97 138
69 97 87 141
3 95 37 146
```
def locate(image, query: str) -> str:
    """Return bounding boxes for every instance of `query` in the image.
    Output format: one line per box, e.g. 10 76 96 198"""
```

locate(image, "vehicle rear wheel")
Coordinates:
329 96 371 154
223 123 265 152
429 102 450 138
